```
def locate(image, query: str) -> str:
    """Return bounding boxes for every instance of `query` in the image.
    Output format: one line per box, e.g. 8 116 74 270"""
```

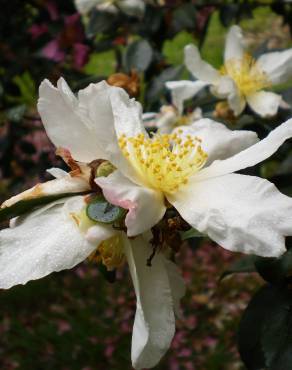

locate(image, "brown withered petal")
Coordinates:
107 71 140 98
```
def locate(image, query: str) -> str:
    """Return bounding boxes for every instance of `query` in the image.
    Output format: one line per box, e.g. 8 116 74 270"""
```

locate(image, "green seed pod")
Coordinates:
96 161 116 178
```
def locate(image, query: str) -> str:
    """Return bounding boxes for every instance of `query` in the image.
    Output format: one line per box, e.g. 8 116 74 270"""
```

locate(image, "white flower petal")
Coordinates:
75 0 100 14
184 44 220 83
256 49 292 85
77 81 138 181
109 86 146 138
2 174 90 208
165 80 208 114
77 81 122 161
119 0 145 17
213 75 246 116
98 2 118 12
0 197 106 289
46 167 69 179
212 75 235 98
174 118 259 166
196 118 292 181
224 25 245 62
227 89 246 116
95 171 166 237
169 174 292 257
155 106 177 134
108 87 151 181
247 91 282 117
124 234 176 369
38 78 102 163
164 260 186 317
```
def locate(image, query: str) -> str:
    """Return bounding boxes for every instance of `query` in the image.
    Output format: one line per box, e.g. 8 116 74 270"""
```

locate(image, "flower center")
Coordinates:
118 131 208 194
220 53 270 97
89 235 125 271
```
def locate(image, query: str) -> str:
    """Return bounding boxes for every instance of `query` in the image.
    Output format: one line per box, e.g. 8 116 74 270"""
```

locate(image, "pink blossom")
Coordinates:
42 39 65 62
28 24 48 40
46 1 59 20
73 43 90 69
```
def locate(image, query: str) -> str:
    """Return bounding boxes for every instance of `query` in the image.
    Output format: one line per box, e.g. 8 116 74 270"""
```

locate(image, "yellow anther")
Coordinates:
118 132 208 194
220 53 270 97
89 235 125 270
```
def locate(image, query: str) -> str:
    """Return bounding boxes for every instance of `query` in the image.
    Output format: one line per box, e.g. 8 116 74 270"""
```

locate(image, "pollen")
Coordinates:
220 53 270 97
89 235 125 270
118 132 208 194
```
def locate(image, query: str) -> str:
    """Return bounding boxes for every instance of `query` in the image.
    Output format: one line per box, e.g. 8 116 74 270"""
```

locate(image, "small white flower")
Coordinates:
181 26 292 117
142 83 203 134
75 0 145 17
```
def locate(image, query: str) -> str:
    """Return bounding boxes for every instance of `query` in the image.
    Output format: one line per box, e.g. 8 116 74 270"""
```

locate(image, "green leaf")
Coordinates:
12 71 37 107
86 10 118 37
145 65 183 104
238 284 274 370
172 3 197 33
0 192 87 223
220 255 257 281
219 4 239 27
5 104 26 122
254 249 292 284
180 228 204 240
124 39 153 73
238 284 292 370
86 196 126 224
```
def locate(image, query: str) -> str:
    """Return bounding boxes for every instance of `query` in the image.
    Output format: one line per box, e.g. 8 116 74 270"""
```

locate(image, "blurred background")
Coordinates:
0 1 292 369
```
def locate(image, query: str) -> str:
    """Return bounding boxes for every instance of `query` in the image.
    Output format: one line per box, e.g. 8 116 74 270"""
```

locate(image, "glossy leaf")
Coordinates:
180 228 204 240
124 39 153 72
254 249 292 284
220 255 257 281
145 65 183 104
86 196 126 224
238 284 292 370
0 192 88 223
172 3 197 33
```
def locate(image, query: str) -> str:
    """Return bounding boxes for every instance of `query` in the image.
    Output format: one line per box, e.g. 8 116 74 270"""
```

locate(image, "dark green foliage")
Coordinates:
172 3 197 33
220 255 258 281
145 65 183 105
238 284 292 370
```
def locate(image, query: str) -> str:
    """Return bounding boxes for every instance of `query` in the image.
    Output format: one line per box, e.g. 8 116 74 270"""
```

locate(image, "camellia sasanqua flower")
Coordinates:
169 25 292 117
142 85 203 134
1 78 292 369
75 0 145 18
0 79 187 370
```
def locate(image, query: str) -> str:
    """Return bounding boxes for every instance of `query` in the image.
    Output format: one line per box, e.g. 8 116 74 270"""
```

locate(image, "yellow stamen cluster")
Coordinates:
89 235 125 270
118 131 208 194
220 53 270 97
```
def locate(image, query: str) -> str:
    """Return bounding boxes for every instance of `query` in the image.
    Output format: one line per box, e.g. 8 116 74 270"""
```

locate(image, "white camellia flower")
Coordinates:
142 82 203 134
1 78 292 369
94 82 292 258
75 0 145 17
0 79 185 370
143 105 202 134
170 25 292 117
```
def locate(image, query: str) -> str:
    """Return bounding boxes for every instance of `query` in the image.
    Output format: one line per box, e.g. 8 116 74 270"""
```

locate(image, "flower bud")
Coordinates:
96 161 116 178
